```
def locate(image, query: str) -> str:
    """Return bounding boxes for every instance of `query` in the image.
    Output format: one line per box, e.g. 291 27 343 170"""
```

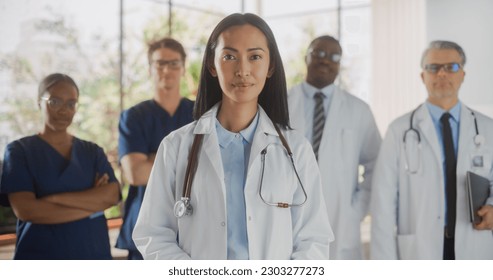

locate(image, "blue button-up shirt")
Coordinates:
426 101 461 166
301 82 335 143
215 112 259 260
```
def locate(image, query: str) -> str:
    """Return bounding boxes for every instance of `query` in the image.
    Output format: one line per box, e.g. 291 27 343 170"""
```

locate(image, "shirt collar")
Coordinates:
302 82 335 99
425 100 461 123
215 111 259 148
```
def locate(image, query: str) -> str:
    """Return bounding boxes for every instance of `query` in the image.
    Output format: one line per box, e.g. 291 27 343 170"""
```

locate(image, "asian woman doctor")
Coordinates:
132 13 334 260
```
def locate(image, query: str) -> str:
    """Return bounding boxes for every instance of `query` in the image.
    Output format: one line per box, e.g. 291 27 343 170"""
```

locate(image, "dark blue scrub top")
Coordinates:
0 135 118 260
116 98 194 253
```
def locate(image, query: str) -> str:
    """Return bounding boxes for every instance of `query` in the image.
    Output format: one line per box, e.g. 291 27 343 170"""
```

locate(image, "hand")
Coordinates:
474 205 493 230
93 173 109 189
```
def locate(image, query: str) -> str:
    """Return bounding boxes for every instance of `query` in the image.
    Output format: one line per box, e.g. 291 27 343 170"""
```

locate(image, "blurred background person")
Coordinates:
0 73 120 259
288 35 381 259
370 40 493 260
116 37 194 260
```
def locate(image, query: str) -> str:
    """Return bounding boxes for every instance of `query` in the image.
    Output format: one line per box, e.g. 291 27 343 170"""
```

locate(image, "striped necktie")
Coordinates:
312 92 325 160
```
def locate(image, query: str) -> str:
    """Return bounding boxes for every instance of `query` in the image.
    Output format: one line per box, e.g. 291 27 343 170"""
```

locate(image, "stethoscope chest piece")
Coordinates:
174 198 193 218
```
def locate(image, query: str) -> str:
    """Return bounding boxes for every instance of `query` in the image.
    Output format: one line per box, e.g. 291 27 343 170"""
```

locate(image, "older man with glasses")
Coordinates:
116 37 194 260
288 35 382 259
370 40 493 260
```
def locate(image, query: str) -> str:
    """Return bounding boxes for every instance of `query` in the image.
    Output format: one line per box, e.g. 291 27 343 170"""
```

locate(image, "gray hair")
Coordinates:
421 40 466 68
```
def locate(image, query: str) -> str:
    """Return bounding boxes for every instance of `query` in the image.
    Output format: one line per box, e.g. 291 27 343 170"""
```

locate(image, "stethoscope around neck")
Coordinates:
258 127 307 208
173 124 308 218
403 103 484 174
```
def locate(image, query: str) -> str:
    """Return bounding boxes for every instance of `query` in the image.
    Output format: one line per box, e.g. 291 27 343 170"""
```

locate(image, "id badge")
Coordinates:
472 154 484 168
469 150 488 173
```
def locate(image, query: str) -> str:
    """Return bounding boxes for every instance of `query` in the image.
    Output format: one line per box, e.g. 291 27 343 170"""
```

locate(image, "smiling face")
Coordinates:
305 38 341 89
39 81 78 133
421 48 465 106
209 24 273 107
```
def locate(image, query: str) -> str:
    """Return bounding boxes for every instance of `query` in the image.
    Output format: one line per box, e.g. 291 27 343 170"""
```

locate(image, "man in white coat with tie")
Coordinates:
288 35 382 259
370 40 493 259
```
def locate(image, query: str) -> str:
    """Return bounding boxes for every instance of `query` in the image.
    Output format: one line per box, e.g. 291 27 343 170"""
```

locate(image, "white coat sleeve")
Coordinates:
370 125 400 259
290 140 334 260
132 138 191 260
354 107 382 221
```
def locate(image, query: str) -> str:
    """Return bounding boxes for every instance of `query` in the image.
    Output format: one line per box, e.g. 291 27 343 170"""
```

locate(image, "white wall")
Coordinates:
372 0 493 136
426 0 493 118
372 0 427 135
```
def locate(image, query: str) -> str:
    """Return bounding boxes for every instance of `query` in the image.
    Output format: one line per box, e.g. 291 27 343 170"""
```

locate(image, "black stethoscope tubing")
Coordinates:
174 123 308 218
258 142 308 208
403 104 480 145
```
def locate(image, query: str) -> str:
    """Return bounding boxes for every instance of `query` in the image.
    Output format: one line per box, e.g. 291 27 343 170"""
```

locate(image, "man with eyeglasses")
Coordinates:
288 35 382 259
116 37 194 260
370 40 493 259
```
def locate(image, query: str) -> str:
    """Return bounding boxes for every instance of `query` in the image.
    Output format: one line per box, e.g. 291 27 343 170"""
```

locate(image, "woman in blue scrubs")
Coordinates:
0 73 121 259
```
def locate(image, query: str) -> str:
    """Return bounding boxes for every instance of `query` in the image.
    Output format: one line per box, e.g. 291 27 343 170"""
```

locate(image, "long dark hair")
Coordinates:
194 13 290 129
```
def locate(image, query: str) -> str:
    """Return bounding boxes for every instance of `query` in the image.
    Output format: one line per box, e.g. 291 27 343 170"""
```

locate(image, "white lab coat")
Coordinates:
132 103 334 260
288 84 381 259
371 103 493 259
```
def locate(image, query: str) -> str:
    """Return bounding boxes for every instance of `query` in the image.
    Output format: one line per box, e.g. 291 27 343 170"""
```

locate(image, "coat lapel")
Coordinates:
320 88 343 153
247 107 278 173
416 104 443 169
194 104 279 196
457 106 475 171
193 104 225 184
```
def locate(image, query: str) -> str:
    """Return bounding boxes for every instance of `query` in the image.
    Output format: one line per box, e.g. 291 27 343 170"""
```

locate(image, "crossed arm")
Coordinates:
8 174 120 224
120 153 156 186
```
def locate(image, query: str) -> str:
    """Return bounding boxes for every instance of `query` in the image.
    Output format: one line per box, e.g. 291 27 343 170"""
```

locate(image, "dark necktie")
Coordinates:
440 112 456 259
312 92 325 160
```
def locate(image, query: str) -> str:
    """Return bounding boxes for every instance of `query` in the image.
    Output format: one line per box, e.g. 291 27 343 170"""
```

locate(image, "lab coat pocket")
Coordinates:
397 234 417 260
